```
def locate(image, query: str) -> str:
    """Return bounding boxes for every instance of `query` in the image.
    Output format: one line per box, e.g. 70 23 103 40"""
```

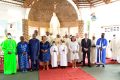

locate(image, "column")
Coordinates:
78 20 84 38
68 27 70 35
38 26 40 35
22 19 29 41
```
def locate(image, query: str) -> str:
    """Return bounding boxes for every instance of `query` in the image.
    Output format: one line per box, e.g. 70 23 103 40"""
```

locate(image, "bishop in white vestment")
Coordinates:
91 36 96 64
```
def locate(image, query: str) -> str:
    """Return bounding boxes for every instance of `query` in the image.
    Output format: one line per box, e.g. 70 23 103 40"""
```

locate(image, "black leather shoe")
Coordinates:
81 64 86 67
102 65 105 67
96 65 100 67
88 65 91 67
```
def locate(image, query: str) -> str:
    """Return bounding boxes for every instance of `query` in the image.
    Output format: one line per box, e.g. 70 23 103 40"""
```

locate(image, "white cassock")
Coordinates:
63 38 70 46
90 39 96 63
50 45 58 67
59 44 68 66
77 38 82 62
106 42 112 58
111 38 118 60
50 36 54 45
46 35 51 42
46 35 52 45
55 38 61 46
117 39 120 63
69 41 79 61
36 35 41 41
55 37 61 63
63 38 71 62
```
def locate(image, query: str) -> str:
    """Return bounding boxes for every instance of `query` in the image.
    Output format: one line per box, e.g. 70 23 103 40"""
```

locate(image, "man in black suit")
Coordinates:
81 33 91 67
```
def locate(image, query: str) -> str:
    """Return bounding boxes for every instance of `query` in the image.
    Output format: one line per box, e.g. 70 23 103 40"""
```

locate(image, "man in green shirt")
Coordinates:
1 33 17 74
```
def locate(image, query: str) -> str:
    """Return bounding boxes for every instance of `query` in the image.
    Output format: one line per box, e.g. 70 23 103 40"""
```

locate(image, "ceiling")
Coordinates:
23 0 120 8
0 0 119 8
73 0 119 8
12 0 25 3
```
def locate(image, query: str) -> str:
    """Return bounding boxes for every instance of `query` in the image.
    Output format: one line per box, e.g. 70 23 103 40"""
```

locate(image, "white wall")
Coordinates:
0 2 26 43
80 1 120 40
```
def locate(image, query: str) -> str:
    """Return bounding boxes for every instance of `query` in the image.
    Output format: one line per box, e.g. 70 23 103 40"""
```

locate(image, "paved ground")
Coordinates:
0 71 38 80
81 64 120 80
0 64 120 80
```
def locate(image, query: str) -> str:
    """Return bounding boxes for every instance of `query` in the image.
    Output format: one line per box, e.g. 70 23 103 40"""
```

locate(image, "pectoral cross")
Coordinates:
63 47 65 52
53 48 56 52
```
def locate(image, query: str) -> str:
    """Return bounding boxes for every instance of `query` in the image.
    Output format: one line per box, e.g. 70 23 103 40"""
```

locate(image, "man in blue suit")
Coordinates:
29 34 40 71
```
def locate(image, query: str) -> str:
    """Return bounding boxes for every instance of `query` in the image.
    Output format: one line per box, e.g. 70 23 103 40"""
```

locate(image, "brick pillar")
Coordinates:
38 26 40 36
68 27 70 35
22 19 29 41
78 20 84 38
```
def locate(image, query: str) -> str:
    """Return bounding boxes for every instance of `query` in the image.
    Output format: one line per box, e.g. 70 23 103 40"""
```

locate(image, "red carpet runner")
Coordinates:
39 68 96 80
0 56 3 72
106 58 118 64
0 63 3 72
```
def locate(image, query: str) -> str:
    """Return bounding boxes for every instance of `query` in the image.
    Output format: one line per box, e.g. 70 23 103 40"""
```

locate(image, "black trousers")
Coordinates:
83 51 91 65
31 59 39 70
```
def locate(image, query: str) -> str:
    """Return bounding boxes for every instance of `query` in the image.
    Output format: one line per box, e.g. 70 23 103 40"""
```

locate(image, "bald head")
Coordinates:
20 36 25 42
101 33 105 38
34 30 38 36
46 32 50 36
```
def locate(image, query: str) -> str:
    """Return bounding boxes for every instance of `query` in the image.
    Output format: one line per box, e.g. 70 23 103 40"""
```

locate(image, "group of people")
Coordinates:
0 30 109 75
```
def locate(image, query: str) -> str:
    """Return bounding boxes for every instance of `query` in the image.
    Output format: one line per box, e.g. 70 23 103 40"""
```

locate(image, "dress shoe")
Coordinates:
88 65 91 67
81 64 86 67
102 65 105 67
96 65 100 67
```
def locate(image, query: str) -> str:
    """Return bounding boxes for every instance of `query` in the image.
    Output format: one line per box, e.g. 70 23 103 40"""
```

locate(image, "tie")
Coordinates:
85 39 87 47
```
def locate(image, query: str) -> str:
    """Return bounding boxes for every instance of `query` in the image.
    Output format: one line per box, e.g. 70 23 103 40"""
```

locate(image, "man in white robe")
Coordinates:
63 35 70 46
55 34 61 64
63 35 71 63
55 34 61 46
50 33 54 45
50 41 58 68
106 40 112 58
110 35 118 61
59 41 68 67
76 36 82 63
90 36 96 64
116 38 120 63
46 32 52 44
